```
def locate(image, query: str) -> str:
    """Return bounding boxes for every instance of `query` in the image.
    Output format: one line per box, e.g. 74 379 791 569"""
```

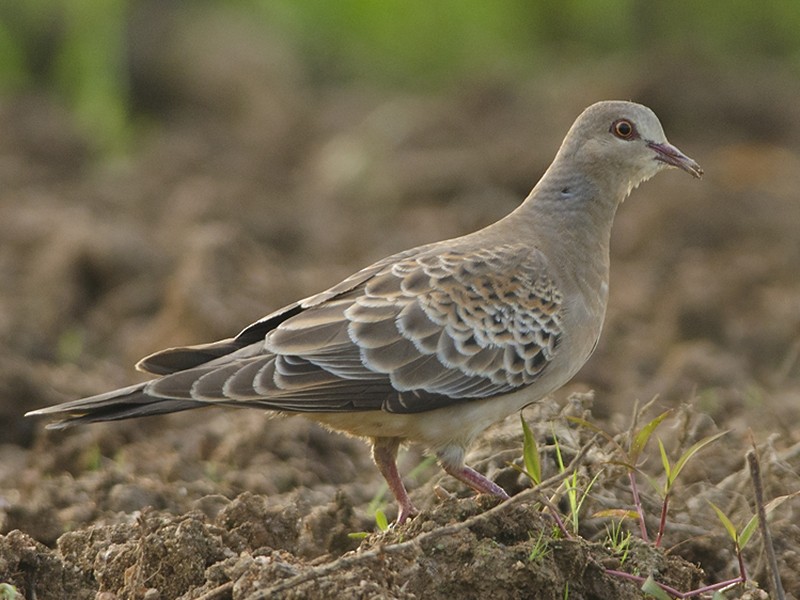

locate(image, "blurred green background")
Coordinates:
2 0 800 154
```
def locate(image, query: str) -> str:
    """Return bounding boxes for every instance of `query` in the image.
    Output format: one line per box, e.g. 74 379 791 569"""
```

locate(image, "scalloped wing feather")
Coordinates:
133 243 564 414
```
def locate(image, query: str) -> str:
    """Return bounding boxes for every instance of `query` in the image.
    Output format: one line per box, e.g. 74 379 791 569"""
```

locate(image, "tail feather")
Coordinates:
134 302 307 375
25 382 208 429
136 338 242 375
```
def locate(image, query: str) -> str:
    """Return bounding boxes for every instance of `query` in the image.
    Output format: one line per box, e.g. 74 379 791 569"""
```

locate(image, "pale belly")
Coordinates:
306 384 543 453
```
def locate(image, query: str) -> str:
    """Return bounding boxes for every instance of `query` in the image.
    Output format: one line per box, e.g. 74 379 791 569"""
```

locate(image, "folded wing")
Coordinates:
32 243 564 425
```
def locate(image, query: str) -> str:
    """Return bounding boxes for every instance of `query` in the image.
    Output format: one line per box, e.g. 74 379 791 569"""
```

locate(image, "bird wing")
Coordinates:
142 242 564 413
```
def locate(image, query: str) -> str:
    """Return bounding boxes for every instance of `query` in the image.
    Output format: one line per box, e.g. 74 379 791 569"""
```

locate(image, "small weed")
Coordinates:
527 529 550 562
552 428 601 535
603 520 631 566
514 414 602 538
347 507 392 539
374 508 390 532
569 408 725 545
651 431 727 546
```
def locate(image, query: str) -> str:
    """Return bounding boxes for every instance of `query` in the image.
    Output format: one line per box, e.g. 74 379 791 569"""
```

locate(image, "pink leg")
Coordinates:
372 437 418 525
440 462 510 499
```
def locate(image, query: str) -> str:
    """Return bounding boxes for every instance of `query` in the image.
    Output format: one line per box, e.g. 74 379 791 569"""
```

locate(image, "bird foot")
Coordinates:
442 463 510 500
395 501 419 526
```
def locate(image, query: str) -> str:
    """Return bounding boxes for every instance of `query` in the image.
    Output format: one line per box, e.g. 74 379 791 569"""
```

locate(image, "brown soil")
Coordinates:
1 15 799 600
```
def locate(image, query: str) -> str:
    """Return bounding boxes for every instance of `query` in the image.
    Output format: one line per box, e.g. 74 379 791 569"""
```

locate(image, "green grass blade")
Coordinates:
567 471 579 531
630 410 671 464
375 508 390 532
657 437 671 482
552 426 565 472
708 501 738 543
574 469 603 517
739 491 800 548
407 455 438 479
739 513 759 550
520 413 542 484
669 431 727 486
641 575 673 600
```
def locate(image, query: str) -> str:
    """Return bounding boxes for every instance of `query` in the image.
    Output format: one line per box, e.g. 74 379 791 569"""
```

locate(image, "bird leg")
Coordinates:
371 437 418 525
440 461 510 500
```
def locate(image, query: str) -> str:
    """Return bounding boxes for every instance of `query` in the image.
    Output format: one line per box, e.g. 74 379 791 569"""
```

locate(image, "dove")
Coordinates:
27 101 702 524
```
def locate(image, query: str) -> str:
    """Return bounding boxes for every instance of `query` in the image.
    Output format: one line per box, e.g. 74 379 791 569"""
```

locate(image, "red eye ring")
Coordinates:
612 119 634 139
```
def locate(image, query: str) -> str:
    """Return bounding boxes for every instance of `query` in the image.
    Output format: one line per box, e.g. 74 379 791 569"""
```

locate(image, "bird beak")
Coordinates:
647 142 703 178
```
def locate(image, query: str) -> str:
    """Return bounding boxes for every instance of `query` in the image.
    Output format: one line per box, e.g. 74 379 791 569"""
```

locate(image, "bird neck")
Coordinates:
503 163 625 300
517 163 623 248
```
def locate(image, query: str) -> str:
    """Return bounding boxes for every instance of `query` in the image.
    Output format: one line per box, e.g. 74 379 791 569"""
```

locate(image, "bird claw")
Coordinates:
395 502 419 526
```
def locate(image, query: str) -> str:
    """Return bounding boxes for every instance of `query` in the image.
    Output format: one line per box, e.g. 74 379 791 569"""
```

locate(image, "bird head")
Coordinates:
561 101 703 199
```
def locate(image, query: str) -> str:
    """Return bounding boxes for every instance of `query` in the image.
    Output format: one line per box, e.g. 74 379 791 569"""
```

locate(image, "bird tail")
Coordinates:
24 382 207 429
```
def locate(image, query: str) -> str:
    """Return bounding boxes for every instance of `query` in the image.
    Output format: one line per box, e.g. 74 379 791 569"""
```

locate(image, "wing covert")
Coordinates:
265 243 564 412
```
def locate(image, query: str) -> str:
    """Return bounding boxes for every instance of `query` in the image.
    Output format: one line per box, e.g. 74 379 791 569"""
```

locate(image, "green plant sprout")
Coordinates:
514 414 603 538
569 408 725 545
703 492 798 598
552 429 602 535
652 432 727 546
520 413 542 485
513 415 570 536
566 410 668 542
527 529 550 562
346 500 395 539
604 520 631 566
374 508 390 532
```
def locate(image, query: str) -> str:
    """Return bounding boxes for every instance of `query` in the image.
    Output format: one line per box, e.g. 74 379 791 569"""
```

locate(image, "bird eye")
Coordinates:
612 119 634 139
